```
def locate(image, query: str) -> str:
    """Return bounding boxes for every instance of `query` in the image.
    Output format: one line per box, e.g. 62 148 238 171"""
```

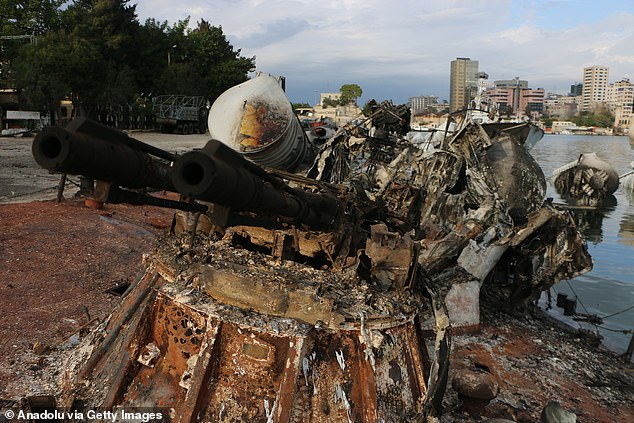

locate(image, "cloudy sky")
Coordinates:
134 0 634 105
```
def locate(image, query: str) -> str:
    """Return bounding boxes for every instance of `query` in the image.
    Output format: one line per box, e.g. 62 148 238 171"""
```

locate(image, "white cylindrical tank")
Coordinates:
207 73 310 171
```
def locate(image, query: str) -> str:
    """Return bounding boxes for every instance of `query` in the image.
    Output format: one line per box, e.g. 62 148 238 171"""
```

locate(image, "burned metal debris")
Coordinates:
30 81 592 422
553 152 620 206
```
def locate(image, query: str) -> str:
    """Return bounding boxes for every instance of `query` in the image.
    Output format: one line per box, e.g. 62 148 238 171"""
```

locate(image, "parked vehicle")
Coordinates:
153 95 208 134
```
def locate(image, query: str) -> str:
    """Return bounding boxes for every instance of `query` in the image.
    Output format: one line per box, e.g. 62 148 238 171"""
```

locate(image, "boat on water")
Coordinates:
411 73 545 150
552 152 620 206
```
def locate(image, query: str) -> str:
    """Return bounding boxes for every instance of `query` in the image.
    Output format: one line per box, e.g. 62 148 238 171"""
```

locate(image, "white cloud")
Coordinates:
133 0 634 103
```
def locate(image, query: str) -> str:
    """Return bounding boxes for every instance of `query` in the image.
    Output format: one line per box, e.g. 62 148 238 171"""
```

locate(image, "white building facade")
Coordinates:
581 65 609 112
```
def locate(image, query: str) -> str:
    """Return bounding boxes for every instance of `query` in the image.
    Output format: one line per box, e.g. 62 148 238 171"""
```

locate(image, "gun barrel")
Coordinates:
172 141 340 229
32 123 175 192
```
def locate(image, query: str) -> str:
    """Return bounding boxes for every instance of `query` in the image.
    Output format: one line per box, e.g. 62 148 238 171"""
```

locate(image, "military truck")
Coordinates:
152 95 208 134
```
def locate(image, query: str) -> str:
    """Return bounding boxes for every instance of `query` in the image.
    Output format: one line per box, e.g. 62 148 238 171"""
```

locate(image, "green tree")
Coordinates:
292 103 311 110
155 62 206 95
540 115 554 128
13 29 100 123
0 0 63 36
572 110 614 128
64 0 140 116
148 18 254 101
0 0 63 88
134 18 173 95
322 97 338 108
8 2 256 125
339 83 362 105
187 19 255 101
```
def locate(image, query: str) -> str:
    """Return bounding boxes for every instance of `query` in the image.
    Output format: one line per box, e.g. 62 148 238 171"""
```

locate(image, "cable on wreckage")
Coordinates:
551 286 634 335
563 281 634 324
601 304 634 319
565 280 591 315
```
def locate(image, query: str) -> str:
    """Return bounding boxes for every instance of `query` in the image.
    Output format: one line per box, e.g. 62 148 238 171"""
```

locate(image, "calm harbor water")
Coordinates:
529 134 634 357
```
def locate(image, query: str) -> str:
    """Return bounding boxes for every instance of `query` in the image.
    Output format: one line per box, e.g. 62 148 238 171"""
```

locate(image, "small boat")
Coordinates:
552 152 619 206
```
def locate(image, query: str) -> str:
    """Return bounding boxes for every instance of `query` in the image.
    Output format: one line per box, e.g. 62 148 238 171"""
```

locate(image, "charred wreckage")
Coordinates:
29 75 592 422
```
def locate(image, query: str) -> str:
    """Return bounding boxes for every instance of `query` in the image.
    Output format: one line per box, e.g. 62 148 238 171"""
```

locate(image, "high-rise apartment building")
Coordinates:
449 57 479 112
409 96 439 113
606 78 633 130
581 65 609 111
570 83 583 97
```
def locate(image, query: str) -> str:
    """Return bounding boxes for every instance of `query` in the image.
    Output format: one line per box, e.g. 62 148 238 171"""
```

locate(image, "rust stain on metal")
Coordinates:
239 102 288 150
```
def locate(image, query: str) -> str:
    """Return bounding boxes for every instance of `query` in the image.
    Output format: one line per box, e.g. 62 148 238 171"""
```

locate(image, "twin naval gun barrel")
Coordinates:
172 138 340 230
32 118 341 229
32 117 176 191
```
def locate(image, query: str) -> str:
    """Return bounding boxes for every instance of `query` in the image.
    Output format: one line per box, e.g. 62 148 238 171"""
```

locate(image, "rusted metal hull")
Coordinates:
553 152 620 206
61 248 439 422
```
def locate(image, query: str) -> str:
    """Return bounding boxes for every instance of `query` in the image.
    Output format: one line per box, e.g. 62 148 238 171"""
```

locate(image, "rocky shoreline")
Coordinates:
445 305 633 422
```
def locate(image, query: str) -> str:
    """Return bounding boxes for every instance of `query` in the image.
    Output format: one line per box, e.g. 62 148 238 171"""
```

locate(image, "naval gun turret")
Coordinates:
31 117 451 422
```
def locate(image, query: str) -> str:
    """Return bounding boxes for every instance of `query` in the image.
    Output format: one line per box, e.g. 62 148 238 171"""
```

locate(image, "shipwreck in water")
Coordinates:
29 74 592 422
552 152 620 207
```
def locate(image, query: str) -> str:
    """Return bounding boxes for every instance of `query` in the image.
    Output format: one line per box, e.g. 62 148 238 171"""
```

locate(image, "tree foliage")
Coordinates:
0 0 63 36
322 97 338 108
292 103 310 110
541 115 554 128
339 83 362 105
0 0 64 88
572 110 614 128
3 0 255 123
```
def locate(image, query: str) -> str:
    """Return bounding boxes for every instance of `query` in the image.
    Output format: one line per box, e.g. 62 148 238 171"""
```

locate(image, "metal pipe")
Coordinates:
172 140 340 230
32 124 175 192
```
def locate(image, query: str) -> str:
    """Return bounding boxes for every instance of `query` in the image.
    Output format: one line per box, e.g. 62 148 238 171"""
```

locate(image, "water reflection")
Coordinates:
563 196 617 244
624 183 634 205
619 210 634 247
530 135 634 357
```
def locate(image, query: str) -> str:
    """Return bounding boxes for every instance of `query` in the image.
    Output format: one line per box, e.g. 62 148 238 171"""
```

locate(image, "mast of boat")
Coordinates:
466 72 492 123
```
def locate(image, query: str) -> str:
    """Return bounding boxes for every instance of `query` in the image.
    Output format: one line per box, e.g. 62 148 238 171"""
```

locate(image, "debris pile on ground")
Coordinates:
1 78 627 420
444 307 634 422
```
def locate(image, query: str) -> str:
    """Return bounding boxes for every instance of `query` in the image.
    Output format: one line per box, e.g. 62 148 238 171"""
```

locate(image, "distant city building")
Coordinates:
521 88 546 117
483 77 544 117
449 57 479 112
581 65 609 111
319 92 341 107
410 111 450 129
494 79 529 89
570 83 583 97
606 78 633 132
543 94 579 119
313 91 361 126
409 95 439 113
